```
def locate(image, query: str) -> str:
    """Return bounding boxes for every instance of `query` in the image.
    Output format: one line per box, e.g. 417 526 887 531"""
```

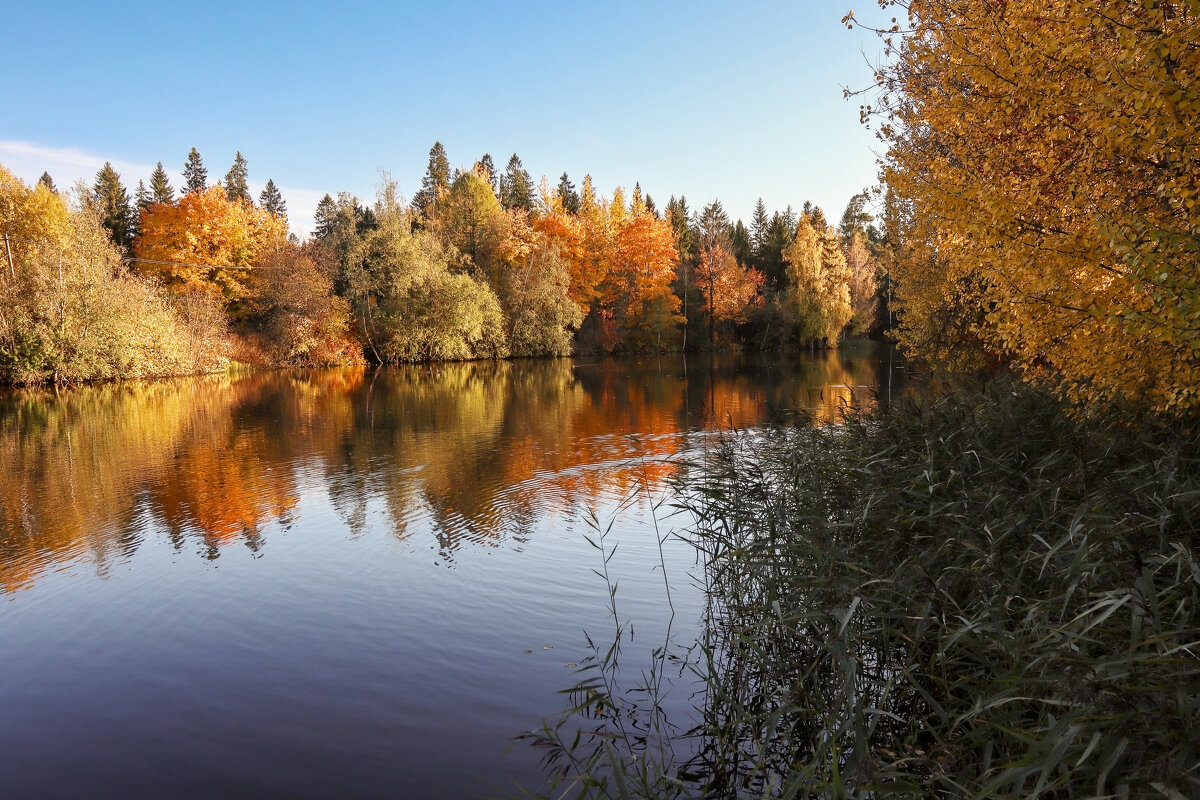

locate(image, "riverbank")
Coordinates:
532 377 1200 797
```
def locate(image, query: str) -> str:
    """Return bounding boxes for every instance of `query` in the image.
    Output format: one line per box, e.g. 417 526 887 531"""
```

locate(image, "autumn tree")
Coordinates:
783 215 851 346
858 1 1200 414
150 162 175 204
183 147 207 193
0 165 224 382
344 177 506 362
92 162 135 250
224 151 250 203
134 186 287 299
845 231 879 336
248 241 357 365
501 210 583 356
605 211 683 351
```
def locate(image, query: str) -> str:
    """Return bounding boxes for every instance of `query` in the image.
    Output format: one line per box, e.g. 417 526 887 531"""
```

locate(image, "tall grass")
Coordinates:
526 378 1200 798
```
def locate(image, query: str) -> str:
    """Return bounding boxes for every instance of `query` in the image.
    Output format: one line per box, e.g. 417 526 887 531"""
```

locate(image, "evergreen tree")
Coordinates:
150 162 175 204
630 182 646 216
839 191 878 245
731 220 752 267
313 194 337 240
92 162 135 249
557 172 580 214
478 153 498 194
136 180 150 211
224 151 250 203
259 179 286 218
38 172 56 193
183 148 207 193
644 194 657 218
759 212 794 290
696 200 734 345
499 153 533 210
802 201 827 232
413 141 451 218
750 198 769 254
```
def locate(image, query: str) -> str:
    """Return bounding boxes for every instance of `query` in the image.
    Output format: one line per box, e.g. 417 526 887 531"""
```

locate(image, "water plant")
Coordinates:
525 378 1200 797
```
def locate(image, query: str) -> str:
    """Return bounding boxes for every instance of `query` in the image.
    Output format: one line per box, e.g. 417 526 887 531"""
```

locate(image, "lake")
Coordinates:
0 343 905 799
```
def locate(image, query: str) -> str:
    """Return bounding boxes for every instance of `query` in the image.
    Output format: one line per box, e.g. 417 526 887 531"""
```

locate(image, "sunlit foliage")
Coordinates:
0 165 226 383
134 186 288 300
861 1 1200 414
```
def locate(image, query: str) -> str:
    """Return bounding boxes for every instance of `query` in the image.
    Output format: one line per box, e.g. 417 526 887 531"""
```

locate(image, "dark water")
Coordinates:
0 344 905 799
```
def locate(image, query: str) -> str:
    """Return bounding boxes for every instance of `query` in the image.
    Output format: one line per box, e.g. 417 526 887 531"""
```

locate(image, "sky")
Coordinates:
0 1 893 237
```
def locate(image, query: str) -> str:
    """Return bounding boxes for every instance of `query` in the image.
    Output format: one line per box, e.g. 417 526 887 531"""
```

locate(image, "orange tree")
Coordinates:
135 187 288 300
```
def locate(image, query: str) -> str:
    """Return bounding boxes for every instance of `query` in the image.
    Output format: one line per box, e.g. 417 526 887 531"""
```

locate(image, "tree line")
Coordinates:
1 144 888 384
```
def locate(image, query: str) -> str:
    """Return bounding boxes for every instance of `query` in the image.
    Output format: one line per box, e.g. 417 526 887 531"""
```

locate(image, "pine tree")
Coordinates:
478 153 498 194
731 220 752 267
38 172 56 193
413 141 451 218
631 182 646 216
750 198 769 254
136 180 150 210
313 194 337 239
224 151 250 203
500 153 533 210
150 162 175 204
92 162 135 249
259 179 286 218
183 148 207 193
557 172 580 214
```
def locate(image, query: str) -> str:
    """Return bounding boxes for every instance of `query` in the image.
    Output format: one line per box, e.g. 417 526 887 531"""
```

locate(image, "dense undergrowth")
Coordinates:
526 378 1200 798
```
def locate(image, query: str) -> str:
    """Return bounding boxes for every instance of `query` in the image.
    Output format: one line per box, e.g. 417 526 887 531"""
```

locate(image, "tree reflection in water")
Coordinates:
0 344 903 592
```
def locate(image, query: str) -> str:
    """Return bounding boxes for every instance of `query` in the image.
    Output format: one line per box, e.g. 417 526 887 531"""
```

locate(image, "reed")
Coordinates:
526 378 1200 798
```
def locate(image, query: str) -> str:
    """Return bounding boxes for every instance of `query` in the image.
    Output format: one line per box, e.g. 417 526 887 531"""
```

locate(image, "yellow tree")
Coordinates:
134 187 287 299
859 1 1200 414
0 164 224 382
783 216 852 346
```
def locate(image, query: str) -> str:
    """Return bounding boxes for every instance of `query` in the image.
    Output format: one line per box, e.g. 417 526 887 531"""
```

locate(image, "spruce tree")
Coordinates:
38 172 56 193
750 198 769 254
556 172 579 214
478 153 498 194
150 162 175 204
413 141 450 218
136 180 150 210
224 151 250 203
500 153 533 210
259 179 286 218
183 148 207 193
731 220 752 267
313 194 337 239
92 162 135 249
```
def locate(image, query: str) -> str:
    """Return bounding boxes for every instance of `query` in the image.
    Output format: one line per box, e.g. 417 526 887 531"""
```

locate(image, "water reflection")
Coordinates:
0 345 903 592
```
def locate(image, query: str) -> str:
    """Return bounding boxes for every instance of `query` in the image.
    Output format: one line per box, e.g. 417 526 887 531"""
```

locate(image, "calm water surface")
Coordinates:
0 345 905 799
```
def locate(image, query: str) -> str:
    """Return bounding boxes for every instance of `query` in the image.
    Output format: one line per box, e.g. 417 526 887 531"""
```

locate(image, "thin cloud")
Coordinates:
0 139 155 188
1 139 324 239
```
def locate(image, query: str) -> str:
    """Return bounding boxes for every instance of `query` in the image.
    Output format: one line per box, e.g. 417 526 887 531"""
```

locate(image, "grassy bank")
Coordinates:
529 378 1200 798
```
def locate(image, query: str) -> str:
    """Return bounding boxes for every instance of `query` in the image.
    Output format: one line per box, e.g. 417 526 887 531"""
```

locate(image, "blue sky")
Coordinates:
1 1 891 235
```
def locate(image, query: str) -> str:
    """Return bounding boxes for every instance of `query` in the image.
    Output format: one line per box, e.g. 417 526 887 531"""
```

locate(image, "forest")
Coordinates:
0 145 885 385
